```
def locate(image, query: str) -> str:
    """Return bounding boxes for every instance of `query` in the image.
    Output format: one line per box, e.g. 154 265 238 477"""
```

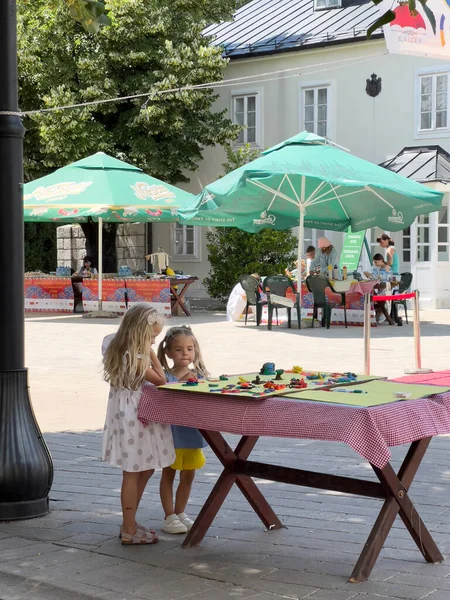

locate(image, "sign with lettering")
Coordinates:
377 0 450 60
339 229 365 272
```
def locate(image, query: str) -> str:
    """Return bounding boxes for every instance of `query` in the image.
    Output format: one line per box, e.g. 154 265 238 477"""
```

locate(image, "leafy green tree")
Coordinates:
19 0 240 270
203 144 298 302
24 223 58 272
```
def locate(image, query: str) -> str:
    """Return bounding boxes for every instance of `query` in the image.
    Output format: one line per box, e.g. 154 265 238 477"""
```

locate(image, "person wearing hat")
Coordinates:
315 237 340 277
376 233 399 275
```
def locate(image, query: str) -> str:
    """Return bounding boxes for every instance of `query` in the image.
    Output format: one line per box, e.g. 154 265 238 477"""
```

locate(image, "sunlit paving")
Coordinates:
1 309 450 600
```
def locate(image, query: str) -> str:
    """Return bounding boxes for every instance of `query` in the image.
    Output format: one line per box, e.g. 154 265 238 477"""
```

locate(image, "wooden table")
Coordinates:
169 277 198 316
138 385 450 582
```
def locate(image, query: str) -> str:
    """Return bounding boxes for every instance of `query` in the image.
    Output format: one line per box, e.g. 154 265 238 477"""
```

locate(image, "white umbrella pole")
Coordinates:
297 177 306 328
297 208 305 325
98 217 103 311
363 293 371 375
404 290 433 374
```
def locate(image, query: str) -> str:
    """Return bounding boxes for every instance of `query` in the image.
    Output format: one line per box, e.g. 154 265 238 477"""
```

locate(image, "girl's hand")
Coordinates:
143 349 166 386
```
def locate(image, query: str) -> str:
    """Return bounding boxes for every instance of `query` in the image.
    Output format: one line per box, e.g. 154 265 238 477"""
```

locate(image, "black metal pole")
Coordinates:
0 0 53 520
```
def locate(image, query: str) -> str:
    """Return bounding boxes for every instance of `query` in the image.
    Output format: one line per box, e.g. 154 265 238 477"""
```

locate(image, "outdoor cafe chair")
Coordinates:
306 274 347 329
391 272 413 325
264 275 301 331
239 275 266 326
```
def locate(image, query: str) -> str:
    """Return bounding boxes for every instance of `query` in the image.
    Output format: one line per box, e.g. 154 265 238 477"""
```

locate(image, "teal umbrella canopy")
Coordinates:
180 132 443 233
24 152 195 223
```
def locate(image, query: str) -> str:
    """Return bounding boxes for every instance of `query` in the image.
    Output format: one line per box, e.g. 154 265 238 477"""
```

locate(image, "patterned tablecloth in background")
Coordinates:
332 280 378 295
138 383 450 469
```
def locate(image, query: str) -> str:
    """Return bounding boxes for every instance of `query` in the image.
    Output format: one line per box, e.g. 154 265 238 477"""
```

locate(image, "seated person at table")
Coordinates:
72 256 97 313
306 246 318 275
78 256 97 277
364 254 391 280
285 259 305 279
285 246 317 279
315 237 340 277
250 273 263 289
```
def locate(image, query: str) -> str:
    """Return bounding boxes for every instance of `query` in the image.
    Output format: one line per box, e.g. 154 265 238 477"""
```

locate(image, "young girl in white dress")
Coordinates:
102 304 175 545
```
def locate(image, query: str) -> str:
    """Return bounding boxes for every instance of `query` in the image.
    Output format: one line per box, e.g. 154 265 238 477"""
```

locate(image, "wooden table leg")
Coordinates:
350 438 442 582
183 431 282 549
171 283 191 316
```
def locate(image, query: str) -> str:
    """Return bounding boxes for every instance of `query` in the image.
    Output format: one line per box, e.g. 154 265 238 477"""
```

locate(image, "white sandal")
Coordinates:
121 527 158 545
119 523 156 539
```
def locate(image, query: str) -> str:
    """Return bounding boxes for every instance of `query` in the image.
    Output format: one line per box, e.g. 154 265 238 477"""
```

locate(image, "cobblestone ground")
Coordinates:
1 310 450 600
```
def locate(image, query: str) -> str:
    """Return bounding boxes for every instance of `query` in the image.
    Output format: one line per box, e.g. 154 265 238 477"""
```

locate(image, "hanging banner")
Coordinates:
378 0 450 59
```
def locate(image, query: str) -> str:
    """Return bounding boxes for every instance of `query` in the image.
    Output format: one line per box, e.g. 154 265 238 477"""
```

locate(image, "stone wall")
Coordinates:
56 223 147 272
56 224 86 272
116 223 146 271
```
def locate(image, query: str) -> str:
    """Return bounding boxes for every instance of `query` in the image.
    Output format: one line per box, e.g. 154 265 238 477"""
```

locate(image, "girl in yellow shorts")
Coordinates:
157 326 208 534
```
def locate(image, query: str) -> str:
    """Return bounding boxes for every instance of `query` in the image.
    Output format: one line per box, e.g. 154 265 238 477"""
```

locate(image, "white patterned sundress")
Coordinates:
101 335 175 472
102 384 175 472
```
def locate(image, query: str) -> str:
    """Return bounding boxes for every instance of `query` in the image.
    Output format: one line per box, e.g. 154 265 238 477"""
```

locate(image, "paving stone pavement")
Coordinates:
2 310 450 599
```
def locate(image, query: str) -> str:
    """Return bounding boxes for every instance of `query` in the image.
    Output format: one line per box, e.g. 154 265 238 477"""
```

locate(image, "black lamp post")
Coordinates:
0 0 53 520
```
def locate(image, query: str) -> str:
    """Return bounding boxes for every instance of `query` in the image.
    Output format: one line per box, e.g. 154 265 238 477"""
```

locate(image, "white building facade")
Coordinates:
151 0 450 308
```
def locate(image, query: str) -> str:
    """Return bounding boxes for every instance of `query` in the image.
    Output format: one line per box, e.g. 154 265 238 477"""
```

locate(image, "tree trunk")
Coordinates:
80 220 117 273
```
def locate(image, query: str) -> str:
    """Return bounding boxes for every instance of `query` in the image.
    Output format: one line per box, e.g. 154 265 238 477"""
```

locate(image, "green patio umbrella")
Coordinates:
24 152 195 308
180 132 443 288
24 152 195 223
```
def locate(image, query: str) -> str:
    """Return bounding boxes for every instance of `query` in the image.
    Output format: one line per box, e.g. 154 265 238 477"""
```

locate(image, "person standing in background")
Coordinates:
377 234 399 275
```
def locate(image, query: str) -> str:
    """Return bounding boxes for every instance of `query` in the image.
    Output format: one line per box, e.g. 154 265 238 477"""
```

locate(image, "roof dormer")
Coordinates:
314 0 342 10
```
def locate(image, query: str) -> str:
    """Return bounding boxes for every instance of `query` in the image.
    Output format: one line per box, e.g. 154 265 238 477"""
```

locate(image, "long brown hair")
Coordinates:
377 233 395 246
157 326 208 377
103 304 164 391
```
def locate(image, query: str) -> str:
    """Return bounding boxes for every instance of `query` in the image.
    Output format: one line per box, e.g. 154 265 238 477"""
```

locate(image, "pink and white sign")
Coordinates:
378 0 450 59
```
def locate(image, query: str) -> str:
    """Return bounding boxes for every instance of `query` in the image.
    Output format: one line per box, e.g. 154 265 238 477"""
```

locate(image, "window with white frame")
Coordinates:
232 94 258 145
419 73 449 132
416 214 431 262
172 224 199 259
302 86 329 137
315 0 341 9
438 199 450 261
402 227 411 263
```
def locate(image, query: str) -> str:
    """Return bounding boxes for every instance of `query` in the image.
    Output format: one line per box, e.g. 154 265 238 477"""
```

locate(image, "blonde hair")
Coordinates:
157 326 208 378
103 304 164 391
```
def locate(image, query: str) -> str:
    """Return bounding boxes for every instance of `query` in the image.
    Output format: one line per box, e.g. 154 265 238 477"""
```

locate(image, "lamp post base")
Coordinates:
0 369 53 521
404 368 434 375
0 498 49 521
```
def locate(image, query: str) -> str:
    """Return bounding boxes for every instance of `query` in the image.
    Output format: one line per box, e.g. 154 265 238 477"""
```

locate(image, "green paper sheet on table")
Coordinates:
158 370 381 399
285 380 450 407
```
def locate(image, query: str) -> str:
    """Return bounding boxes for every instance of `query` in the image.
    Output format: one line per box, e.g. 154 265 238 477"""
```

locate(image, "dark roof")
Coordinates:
380 146 450 183
204 0 381 58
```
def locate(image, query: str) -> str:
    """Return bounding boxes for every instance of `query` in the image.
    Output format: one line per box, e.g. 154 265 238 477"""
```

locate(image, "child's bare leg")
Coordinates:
137 469 154 509
174 470 195 515
121 471 140 534
160 466 176 517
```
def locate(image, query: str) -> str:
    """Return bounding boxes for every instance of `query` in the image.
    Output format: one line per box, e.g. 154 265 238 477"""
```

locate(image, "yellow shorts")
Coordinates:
170 448 206 471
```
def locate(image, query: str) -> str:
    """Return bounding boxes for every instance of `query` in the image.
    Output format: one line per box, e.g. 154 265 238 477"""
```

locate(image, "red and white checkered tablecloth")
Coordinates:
138 387 450 469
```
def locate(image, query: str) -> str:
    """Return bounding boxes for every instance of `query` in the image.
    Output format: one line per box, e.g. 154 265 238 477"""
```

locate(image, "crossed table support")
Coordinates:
182 431 443 583
170 277 198 317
